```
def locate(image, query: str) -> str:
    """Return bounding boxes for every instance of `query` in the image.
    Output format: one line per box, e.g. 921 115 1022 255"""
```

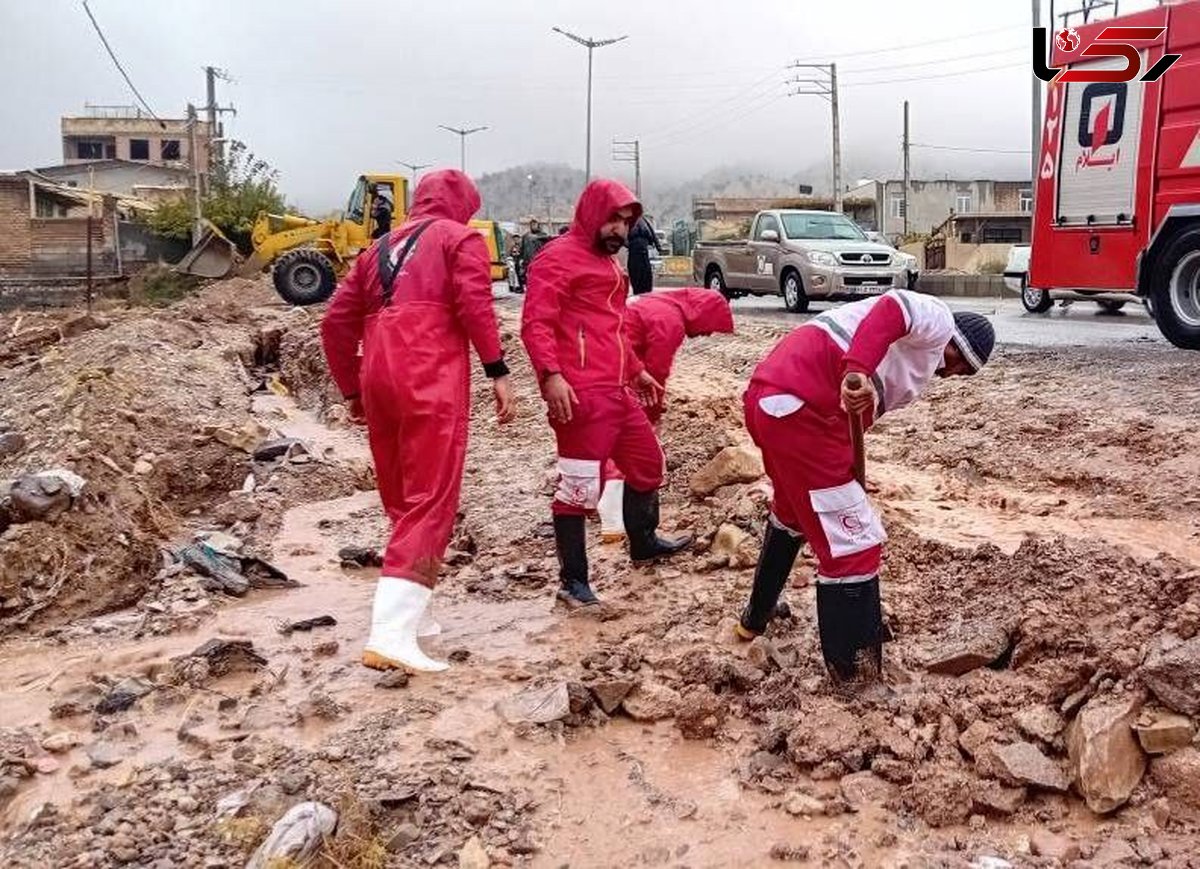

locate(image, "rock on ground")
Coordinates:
921 619 1011 676
904 767 972 827
991 741 1070 792
1149 747 1200 821
1067 692 1147 814
1140 637 1200 716
1014 704 1066 744
1134 711 1195 754
839 771 897 812
621 682 681 722
675 685 725 739
689 445 764 496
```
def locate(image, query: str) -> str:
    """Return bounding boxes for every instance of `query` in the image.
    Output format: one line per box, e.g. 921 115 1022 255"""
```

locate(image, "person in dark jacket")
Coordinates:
514 219 550 293
627 215 663 295
370 184 394 240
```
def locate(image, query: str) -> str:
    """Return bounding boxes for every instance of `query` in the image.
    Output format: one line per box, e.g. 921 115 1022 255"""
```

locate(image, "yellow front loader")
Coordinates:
178 172 508 306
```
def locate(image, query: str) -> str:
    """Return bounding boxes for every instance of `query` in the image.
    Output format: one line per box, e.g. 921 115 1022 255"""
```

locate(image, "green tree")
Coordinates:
141 140 287 253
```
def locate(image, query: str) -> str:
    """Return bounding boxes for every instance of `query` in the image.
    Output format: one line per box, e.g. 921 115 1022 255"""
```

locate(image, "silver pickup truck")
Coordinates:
692 209 917 312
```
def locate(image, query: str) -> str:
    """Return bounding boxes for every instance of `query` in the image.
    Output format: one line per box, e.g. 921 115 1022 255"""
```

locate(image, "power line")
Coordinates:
841 61 1027 87
911 143 1031 154
791 23 1025 63
841 45 1024 75
80 0 164 127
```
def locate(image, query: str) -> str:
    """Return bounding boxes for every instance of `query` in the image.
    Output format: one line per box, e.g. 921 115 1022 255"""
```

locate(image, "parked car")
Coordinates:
1003 243 1146 315
692 210 912 312
864 231 920 290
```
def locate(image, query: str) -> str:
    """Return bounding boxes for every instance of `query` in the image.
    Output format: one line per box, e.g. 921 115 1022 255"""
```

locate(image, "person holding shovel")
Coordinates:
733 289 994 682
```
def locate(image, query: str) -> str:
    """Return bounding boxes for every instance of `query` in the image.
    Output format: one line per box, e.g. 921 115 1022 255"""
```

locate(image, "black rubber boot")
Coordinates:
736 521 802 640
553 514 598 606
816 576 885 683
624 486 693 563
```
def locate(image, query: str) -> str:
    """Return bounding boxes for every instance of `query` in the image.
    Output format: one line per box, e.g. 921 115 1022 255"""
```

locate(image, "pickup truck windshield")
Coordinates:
780 213 866 241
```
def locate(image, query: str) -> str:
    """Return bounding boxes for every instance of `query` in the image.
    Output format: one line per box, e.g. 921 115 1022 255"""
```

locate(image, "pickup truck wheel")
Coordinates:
273 248 337 306
1020 280 1053 314
1150 227 1200 350
782 270 809 313
706 267 729 295
1097 299 1127 314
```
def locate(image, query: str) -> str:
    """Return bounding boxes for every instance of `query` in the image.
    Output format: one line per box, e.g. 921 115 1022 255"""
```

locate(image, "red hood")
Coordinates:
408 169 481 224
670 287 735 337
570 179 642 242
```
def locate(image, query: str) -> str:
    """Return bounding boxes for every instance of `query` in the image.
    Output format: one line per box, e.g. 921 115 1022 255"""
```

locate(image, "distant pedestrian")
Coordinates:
627 215 663 295
514 218 550 293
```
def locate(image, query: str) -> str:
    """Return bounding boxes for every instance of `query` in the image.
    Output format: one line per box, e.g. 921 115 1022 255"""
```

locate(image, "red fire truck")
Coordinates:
1027 0 1200 350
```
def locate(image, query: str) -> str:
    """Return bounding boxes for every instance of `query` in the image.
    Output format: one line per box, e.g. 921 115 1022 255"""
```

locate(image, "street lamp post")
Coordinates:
397 161 431 208
527 173 537 218
438 125 488 173
552 27 627 182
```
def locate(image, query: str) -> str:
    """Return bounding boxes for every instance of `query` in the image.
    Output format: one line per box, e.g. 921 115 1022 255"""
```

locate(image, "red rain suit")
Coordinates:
521 179 662 516
321 170 507 585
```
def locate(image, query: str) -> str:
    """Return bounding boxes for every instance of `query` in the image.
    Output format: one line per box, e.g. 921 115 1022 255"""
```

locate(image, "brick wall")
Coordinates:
0 178 33 276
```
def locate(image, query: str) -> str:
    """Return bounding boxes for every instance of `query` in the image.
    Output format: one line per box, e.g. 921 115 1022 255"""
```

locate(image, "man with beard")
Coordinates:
521 179 693 606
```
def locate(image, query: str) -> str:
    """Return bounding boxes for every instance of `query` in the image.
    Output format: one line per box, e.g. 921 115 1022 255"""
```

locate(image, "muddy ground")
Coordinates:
1 280 1198 869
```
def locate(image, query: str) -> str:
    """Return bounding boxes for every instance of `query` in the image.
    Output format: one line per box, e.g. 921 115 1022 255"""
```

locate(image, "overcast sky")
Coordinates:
1 0 1164 211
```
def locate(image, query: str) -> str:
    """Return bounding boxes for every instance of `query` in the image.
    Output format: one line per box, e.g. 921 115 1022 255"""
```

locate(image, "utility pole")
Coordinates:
397 161 431 206
187 103 203 246
612 139 641 197
439 125 488 173
527 174 537 218
787 63 843 212
202 66 236 176
1032 0 1042 203
902 100 911 238
553 28 628 182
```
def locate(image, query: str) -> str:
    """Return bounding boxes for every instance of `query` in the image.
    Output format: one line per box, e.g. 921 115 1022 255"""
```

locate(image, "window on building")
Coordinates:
889 194 906 219
130 139 150 160
955 194 973 214
981 226 1024 244
105 144 117 159
1019 189 1033 212
161 139 181 160
76 141 104 160
960 231 974 243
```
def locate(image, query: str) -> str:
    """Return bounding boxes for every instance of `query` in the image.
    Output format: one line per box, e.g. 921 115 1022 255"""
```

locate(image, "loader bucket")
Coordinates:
174 226 238 279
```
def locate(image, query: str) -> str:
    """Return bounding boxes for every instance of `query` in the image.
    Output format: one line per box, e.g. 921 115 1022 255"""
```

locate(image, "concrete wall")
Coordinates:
944 241 1013 273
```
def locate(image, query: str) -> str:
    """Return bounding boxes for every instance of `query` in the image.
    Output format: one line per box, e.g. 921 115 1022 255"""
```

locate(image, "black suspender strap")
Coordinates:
376 219 435 306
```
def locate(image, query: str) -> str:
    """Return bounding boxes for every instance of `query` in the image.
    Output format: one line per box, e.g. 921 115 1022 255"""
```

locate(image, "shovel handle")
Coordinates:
845 373 867 488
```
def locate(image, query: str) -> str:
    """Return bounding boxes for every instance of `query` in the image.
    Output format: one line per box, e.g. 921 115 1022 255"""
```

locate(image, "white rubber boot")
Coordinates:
362 577 448 673
598 479 626 543
418 609 442 638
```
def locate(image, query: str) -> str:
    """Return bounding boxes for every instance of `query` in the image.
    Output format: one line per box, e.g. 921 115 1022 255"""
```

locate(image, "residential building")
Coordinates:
876 179 1033 242
62 105 211 170
34 160 191 200
0 171 184 281
692 195 878 242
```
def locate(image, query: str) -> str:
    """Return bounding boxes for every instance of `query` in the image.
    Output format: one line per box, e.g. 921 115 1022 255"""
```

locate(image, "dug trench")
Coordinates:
1 279 1199 868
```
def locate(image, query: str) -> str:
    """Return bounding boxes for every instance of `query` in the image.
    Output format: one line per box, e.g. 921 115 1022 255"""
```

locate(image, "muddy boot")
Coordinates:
624 486 693 564
735 520 802 640
553 514 599 607
816 576 885 684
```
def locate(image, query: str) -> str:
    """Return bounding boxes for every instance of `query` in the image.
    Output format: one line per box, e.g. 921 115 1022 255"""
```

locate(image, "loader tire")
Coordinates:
1150 226 1200 351
273 249 337 306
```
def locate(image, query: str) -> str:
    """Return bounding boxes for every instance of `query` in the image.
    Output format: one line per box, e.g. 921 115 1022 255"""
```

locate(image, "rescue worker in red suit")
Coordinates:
521 179 693 607
321 169 515 673
734 289 995 681
596 288 735 542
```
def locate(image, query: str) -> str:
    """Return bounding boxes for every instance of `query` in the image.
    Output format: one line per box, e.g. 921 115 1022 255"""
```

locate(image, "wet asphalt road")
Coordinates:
727 294 1165 349
495 283 1167 351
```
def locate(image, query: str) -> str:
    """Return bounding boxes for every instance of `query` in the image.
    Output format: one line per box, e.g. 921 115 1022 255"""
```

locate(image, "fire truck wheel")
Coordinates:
1151 227 1200 351
1020 280 1053 314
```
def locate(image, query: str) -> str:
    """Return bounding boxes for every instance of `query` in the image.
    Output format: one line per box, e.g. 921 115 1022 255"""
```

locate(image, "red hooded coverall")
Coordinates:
321 170 507 586
624 288 736 424
521 180 661 516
